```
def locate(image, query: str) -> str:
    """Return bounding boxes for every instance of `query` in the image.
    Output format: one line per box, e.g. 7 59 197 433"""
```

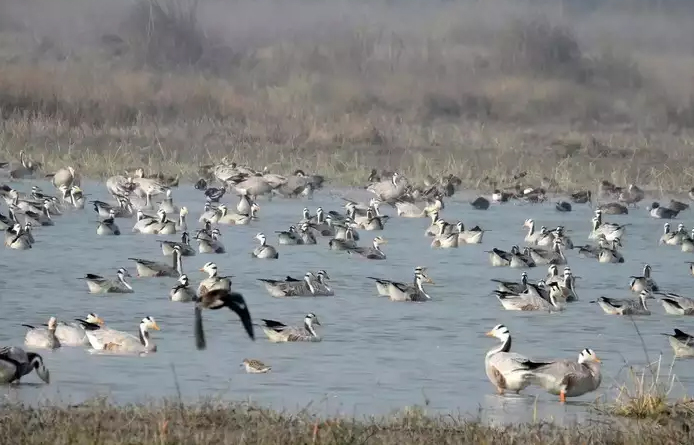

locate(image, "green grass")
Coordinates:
0 399 693 445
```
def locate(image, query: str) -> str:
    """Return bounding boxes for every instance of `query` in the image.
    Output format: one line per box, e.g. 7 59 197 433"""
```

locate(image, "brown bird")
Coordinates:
194 289 254 350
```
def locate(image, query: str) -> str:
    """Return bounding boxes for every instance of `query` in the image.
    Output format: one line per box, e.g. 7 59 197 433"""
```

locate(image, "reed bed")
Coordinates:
1 0 694 192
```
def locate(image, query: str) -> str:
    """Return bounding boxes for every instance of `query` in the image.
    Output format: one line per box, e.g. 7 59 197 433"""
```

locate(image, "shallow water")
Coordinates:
1 179 693 424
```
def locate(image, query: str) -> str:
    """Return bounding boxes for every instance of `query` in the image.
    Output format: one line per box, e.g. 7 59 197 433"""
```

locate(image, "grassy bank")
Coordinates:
1 0 694 192
0 399 692 445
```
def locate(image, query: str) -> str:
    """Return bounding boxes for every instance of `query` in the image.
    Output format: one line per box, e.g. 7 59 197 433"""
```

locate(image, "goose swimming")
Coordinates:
258 272 317 297
594 290 654 315
383 267 434 302
197 262 232 295
368 266 431 297
649 202 679 219
170 274 197 302
86 316 160 355
54 313 105 346
657 292 694 315
23 317 61 350
129 245 183 277
80 268 133 294
96 209 120 235
251 232 279 259
491 272 529 294
158 231 196 256
493 286 565 312
456 221 485 244
260 313 322 343
347 236 387 260
629 264 658 293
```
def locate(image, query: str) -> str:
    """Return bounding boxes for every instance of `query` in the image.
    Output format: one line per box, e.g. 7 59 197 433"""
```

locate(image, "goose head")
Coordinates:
677 223 685 233
218 204 228 216
664 222 671 233
304 313 321 335
108 209 116 219
547 264 559 276
116 268 132 279
211 228 222 239
250 202 260 217
166 189 172 198
414 266 434 284
28 353 50 384
456 221 464 232
300 223 310 233
157 209 167 222
47 316 58 331
255 232 267 246
577 348 600 364
302 207 310 220
523 219 535 229
200 262 218 278
485 324 510 342
181 231 190 244
643 264 652 277
203 202 211 212
177 274 190 287
372 236 387 248
85 313 105 326
316 270 330 282
180 206 188 217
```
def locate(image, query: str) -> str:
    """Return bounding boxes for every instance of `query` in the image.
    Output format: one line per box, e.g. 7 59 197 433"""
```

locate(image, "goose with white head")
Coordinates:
525 348 602 403
384 267 434 302
159 231 196 256
23 316 61 349
258 272 317 297
170 274 196 302
261 313 322 343
80 268 133 294
594 290 655 315
96 209 121 235
347 236 387 260
53 313 105 346
129 245 184 278
252 232 279 259
484 324 537 395
0 346 50 384
197 262 232 295
86 316 160 355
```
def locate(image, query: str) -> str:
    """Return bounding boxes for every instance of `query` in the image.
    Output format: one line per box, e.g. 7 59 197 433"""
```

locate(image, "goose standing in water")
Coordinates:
484 324 537 395
251 232 279 259
0 346 50 384
260 313 322 343
158 231 196 256
662 329 694 357
170 274 197 302
594 290 654 315
86 317 160 355
194 289 254 350
129 245 184 277
23 317 61 349
80 268 134 294
54 313 105 346
526 349 601 403
197 262 232 295
629 264 658 293
96 209 120 235
347 236 387 260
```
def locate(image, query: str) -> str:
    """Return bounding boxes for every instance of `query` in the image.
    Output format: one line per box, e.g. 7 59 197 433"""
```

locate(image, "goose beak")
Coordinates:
199 268 205 272
96 317 105 325
594 357 601 363
151 322 161 331
485 331 494 337
424 275 435 284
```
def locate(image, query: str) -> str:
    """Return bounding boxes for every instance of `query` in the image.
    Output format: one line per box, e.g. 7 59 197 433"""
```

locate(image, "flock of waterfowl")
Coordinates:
1 156 694 405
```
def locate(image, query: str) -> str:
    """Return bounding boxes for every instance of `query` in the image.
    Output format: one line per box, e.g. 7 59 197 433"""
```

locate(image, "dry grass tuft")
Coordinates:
0 398 693 445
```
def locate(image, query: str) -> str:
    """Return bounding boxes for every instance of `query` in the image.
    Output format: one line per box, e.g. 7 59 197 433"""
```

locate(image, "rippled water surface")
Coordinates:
1 180 693 423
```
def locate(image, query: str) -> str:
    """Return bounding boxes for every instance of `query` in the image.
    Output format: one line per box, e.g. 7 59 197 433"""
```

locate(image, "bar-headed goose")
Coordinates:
277 225 302 245
629 264 658 293
158 189 179 215
129 245 183 277
219 203 259 225
384 267 434 302
258 272 317 297
597 237 624 263
312 270 334 296
662 329 694 358
86 316 160 355
493 287 565 312
4 223 32 250
96 209 121 235
347 236 387 260
594 290 654 315
159 231 196 256
260 313 321 343
194 289 254 350
0 346 50 384
251 232 279 259
54 313 105 346
368 266 429 297
170 274 196 302
456 221 485 244
23 317 61 349
657 292 694 315
484 324 537 395
491 272 529 294
659 223 686 246
80 268 133 294
526 348 601 403
197 262 232 295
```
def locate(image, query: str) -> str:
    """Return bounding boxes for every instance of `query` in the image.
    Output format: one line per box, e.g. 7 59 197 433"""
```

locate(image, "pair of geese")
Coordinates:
492 266 578 311
485 324 601 402
259 270 333 297
367 266 435 302
659 222 694 252
488 239 568 269
21 314 162 355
